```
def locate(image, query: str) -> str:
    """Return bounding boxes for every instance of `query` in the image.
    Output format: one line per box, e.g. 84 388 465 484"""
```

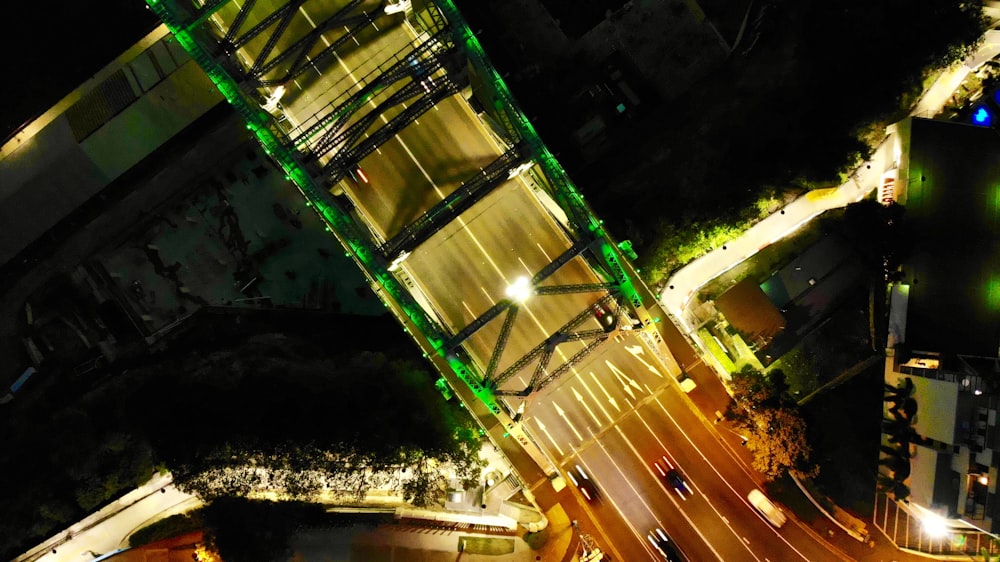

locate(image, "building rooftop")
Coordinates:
715 278 785 346
901 117 1000 357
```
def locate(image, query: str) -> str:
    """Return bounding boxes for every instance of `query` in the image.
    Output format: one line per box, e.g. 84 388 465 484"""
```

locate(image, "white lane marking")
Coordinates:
625 344 663 377
531 418 564 456
576 376 615 424
517 257 533 276
588 371 620 413
552 401 583 442
608 425 728 562
649 395 813 561
461 301 475 320
572 387 603 428
607 360 643 400
631 409 763 561
480 286 495 304
535 242 552 262
345 25 361 46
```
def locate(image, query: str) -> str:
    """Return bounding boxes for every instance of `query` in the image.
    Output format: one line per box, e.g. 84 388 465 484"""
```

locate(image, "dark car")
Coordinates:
591 302 614 328
653 454 693 500
566 464 599 502
347 166 369 184
648 528 685 561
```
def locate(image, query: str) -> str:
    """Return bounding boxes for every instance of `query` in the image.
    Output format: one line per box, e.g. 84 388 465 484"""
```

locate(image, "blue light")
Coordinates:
973 106 992 127
993 89 1000 105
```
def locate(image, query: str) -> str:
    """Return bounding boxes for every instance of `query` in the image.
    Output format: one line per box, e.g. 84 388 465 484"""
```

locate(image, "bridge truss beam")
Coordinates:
319 76 460 183
250 0 377 85
492 291 620 392
381 143 527 259
432 0 654 335
143 0 508 416
291 29 453 150
445 237 590 350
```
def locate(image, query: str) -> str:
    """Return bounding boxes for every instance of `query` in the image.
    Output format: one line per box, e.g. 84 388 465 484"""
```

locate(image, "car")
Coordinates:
653 454 693 500
591 302 614 328
748 489 786 528
566 464 598 502
648 528 685 561
347 166 369 184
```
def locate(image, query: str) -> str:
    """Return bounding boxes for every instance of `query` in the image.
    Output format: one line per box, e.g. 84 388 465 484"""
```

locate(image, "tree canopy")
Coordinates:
729 366 818 480
0 325 484 559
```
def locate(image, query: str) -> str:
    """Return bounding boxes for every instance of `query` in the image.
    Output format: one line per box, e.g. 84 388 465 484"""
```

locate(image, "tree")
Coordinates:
728 365 790 417
738 406 819 481
402 456 446 508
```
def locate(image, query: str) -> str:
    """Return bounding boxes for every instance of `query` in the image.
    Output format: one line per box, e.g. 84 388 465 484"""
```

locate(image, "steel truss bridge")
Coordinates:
145 0 655 423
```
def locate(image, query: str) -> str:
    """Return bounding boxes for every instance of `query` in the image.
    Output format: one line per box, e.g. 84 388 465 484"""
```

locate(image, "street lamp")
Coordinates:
505 276 533 303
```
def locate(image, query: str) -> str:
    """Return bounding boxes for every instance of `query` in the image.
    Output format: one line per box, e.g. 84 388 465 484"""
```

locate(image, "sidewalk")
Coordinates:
14 473 202 562
659 28 1000 322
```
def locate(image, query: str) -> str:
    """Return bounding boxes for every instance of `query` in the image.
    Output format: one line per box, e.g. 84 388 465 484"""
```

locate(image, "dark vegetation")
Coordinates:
129 512 204 548
727 366 817 480
458 0 985 284
0 311 482 560
132 503 392 562
804 362 885 514
201 499 329 562
879 377 919 502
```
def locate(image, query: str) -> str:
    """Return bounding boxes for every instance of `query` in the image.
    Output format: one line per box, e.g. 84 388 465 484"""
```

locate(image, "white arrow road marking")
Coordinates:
532 418 564 456
588 370 620 413
625 343 663 377
572 387 604 427
577 375 615 423
553 401 583 441
606 360 643 400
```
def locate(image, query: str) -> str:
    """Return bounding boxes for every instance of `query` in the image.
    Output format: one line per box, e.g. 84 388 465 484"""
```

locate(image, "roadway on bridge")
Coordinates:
268 4 849 560
213 2 850 560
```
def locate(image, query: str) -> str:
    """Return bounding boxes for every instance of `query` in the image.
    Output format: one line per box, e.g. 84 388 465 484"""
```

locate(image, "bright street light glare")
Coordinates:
505 276 533 302
921 513 948 538
384 0 411 15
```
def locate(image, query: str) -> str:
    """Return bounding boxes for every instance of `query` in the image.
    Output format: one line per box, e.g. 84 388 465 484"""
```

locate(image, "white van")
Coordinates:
748 489 786 528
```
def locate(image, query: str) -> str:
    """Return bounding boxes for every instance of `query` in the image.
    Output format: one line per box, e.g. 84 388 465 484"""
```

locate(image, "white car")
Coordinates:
748 489 786 528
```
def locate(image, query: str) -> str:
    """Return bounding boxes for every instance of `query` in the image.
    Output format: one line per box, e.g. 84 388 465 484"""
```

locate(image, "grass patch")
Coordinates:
697 220 824 302
698 328 736 373
767 285 872 396
128 511 203 548
523 528 550 550
460 536 514 555
731 333 764 371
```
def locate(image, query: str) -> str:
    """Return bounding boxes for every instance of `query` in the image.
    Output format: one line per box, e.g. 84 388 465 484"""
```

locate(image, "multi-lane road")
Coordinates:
197 1 847 560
